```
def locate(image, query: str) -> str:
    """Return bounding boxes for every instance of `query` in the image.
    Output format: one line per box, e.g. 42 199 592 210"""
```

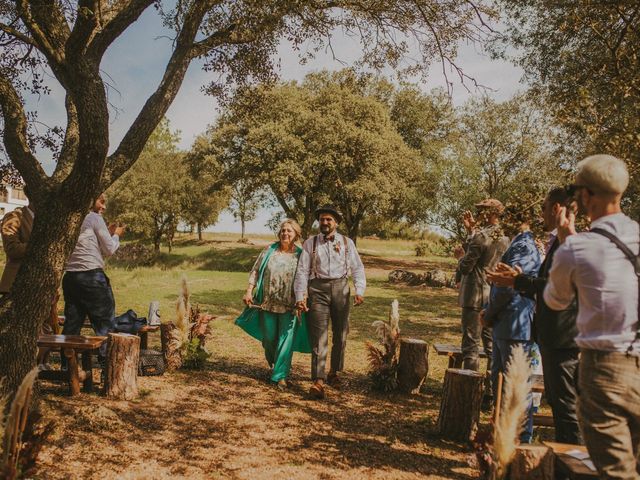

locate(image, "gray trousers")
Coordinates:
461 306 493 395
308 278 350 380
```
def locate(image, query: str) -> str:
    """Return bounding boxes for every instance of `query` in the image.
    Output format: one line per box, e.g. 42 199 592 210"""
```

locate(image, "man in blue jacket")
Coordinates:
483 207 541 442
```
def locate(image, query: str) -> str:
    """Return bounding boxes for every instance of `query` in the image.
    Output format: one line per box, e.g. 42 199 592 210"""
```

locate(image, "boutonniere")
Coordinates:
334 241 342 253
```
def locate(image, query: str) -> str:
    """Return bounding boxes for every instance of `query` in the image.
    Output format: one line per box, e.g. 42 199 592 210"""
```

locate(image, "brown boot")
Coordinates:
309 381 325 399
327 371 341 389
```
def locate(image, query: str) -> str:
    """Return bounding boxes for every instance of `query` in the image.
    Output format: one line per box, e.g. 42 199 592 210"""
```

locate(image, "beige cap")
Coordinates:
575 154 629 194
475 198 505 213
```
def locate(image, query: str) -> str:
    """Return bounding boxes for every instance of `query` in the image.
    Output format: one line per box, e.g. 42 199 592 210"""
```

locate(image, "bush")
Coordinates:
109 243 159 267
415 239 449 257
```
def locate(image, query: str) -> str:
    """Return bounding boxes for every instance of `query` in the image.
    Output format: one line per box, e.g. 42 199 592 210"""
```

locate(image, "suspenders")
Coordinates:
311 234 350 279
591 227 640 356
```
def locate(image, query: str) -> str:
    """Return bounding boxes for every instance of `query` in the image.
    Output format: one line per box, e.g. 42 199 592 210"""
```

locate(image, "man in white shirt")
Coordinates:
62 194 125 361
294 205 366 399
544 154 640 479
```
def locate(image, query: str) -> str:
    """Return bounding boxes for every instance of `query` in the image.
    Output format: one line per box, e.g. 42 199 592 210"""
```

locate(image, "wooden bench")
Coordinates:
37 334 107 396
544 441 598 479
434 343 487 368
57 317 159 349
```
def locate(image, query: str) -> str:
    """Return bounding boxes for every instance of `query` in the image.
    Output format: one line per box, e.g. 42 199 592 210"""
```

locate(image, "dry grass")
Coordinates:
31 235 511 479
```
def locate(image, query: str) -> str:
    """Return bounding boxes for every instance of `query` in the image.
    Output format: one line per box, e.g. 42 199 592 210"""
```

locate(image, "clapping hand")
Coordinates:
462 210 476 234
487 262 521 287
556 206 577 244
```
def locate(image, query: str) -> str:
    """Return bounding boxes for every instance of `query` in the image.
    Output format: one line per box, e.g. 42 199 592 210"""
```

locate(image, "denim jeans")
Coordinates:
492 338 534 443
579 350 640 479
62 269 115 360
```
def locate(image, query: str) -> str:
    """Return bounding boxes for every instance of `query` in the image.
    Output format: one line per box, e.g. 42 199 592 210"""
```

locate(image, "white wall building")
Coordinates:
0 185 28 218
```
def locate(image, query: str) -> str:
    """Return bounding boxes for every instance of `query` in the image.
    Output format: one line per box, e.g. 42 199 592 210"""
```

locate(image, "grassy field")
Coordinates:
25 233 541 479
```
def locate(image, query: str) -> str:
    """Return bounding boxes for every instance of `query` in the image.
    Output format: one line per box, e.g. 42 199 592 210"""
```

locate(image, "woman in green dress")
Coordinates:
235 219 311 390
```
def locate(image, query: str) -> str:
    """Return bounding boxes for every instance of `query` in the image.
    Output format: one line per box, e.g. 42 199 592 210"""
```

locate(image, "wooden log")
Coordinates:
106 333 140 400
160 322 183 371
509 445 554 480
437 368 484 442
397 338 429 394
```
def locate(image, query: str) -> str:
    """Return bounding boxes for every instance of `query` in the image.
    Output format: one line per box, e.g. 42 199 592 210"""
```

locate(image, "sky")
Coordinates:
29 6 525 235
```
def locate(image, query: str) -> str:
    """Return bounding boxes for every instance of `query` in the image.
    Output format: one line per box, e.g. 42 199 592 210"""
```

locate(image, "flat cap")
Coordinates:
474 198 505 213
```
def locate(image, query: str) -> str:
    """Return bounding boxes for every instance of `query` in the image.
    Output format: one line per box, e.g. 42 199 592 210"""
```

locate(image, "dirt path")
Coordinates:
37 314 477 480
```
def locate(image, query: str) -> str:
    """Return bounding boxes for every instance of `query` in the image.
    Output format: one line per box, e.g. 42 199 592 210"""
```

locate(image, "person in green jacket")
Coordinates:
235 219 311 390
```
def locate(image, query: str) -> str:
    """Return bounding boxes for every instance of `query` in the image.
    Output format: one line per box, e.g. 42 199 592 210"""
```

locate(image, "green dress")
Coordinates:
235 242 311 382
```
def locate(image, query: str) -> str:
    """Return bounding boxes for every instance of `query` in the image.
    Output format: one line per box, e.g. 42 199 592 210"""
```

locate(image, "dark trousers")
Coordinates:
307 278 350 381
540 346 582 444
62 269 115 359
461 307 493 395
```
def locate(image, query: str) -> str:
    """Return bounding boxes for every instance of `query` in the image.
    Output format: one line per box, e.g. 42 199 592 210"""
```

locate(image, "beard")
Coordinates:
319 224 332 234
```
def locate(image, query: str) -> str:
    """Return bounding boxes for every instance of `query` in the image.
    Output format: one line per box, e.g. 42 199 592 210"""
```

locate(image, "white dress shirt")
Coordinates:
544 213 640 353
294 233 366 301
65 212 120 271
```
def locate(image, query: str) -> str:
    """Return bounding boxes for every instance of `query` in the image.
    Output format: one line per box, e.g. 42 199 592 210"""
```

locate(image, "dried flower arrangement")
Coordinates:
365 300 401 392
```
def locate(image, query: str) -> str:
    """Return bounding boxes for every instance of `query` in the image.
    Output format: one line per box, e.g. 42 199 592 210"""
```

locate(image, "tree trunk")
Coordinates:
197 222 202 241
160 322 183 370
397 338 429 394
437 368 484 442
509 445 554 480
0 196 89 400
241 218 245 240
105 333 140 400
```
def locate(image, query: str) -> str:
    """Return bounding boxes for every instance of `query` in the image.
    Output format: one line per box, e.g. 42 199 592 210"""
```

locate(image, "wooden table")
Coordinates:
433 343 487 368
37 334 107 396
544 442 598 479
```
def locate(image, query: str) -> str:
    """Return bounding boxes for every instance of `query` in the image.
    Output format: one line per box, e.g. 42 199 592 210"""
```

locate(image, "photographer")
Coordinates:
544 155 639 478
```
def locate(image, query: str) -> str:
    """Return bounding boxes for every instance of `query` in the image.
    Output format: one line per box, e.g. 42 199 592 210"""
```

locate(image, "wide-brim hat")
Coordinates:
315 205 343 223
474 198 505 213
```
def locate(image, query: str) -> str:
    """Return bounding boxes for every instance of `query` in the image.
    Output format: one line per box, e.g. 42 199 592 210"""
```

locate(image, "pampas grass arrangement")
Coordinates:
366 300 401 392
489 344 532 480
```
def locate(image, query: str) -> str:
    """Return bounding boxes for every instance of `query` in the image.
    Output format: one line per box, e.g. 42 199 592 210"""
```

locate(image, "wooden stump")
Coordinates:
106 333 140 400
437 368 484 442
509 445 554 480
397 338 429 394
160 322 183 370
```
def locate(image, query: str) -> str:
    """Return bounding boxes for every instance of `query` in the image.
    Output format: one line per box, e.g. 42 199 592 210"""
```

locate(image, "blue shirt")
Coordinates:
485 231 541 341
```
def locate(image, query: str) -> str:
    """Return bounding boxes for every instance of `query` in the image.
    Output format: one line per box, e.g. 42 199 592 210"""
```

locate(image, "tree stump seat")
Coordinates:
37 334 107 396
433 343 488 368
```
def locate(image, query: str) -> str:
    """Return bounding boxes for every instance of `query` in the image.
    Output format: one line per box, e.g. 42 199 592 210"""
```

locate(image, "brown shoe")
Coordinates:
309 382 325 400
327 372 341 388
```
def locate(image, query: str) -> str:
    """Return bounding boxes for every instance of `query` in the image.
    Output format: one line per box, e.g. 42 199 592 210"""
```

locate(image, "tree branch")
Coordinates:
102 1 211 188
86 0 155 61
52 94 79 182
16 0 67 74
0 74 48 191
0 22 38 47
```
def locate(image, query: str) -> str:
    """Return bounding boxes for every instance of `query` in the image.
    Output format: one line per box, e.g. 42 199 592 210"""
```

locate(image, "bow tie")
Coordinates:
324 234 335 242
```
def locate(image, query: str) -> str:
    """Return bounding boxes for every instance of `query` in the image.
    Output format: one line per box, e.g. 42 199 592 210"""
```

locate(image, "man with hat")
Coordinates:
294 205 366 399
457 198 509 398
545 155 640 478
